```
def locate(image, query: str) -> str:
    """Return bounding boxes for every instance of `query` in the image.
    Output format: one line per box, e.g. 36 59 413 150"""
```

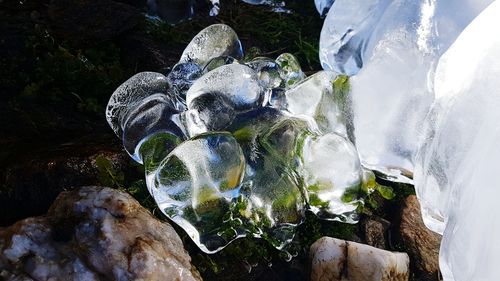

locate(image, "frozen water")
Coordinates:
284 71 349 138
302 133 361 222
106 24 369 254
183 93 236 137
106 72 170 138
246 57 283 89
319 0 493 183
315 0 334 18
166 62 202 98
414 1 500 279
122 93 185 162
153 132 246 253
202 56 239 73
186 64 264 111
180 24 243 66
275 53 306 88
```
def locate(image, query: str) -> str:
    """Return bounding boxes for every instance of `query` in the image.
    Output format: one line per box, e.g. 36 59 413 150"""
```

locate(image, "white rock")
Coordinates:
310 237 409 281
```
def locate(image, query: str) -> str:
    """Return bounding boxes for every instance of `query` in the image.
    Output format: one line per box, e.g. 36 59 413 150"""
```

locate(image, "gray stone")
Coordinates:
0 186 201 281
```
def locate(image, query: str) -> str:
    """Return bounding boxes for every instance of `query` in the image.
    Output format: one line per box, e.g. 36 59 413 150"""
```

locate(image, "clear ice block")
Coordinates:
179 24 243 66
414 1 500 279
319 0 493 183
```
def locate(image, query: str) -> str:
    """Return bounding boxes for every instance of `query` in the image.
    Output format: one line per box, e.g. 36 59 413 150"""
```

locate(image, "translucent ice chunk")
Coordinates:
202 56 239 74
302 133 361 222
230 115 308 248
186 64 264 111
106 72 169 138
183 93 236 137
209 0 220 16
320 0 494 76
414 2 500 279
246 57 283 89
284 71 349 138
275 53 306 88
315 0 335 18
179 24 243 66
122 93 185 162
319 0 493 182
166 62 202 98
152 132 246 253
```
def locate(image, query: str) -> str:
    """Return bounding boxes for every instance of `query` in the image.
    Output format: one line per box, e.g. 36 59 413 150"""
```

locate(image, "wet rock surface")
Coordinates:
362 217 389 250
0 186 202 281
399 195 441 280
310 236 409 281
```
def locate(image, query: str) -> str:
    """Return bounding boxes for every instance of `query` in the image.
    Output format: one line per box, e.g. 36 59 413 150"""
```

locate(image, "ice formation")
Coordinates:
106 24 366 253
314 0 335 18
319 0 499 279
415 1 500 279
319 0 493 183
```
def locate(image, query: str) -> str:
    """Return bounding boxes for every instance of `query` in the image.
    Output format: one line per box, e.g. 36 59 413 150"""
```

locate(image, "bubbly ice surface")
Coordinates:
106 72 169 138
180 24 243 66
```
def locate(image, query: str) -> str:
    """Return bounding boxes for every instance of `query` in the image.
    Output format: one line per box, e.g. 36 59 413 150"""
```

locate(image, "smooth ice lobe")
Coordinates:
284 71 348 137
302 133 361 222
415 1 500 279
153 132 246 253
106 72 169 138
179 24 243 66
186 64 264 111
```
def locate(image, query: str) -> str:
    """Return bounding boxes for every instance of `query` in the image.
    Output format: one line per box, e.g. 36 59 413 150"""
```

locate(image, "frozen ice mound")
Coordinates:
319 0 499 279
106 24 369 253
415 1 500 279
319 0 494 183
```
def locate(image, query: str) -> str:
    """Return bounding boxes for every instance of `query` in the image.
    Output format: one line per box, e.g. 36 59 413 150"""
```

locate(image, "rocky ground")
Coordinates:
0 0 442 280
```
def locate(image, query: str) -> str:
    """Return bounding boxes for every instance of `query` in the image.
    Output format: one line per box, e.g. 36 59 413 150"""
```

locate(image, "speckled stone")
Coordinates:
310 237 409 281
0 186 202 281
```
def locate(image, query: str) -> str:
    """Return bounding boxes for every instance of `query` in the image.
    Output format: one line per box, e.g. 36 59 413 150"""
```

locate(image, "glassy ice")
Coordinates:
319 0 493 183
414 1 500 279
106 24 363 253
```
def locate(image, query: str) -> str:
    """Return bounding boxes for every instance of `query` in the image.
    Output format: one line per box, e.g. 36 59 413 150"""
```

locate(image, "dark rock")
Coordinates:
399 195 441 280
48 0 142 43
0 186 202 280
362 216 390 249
